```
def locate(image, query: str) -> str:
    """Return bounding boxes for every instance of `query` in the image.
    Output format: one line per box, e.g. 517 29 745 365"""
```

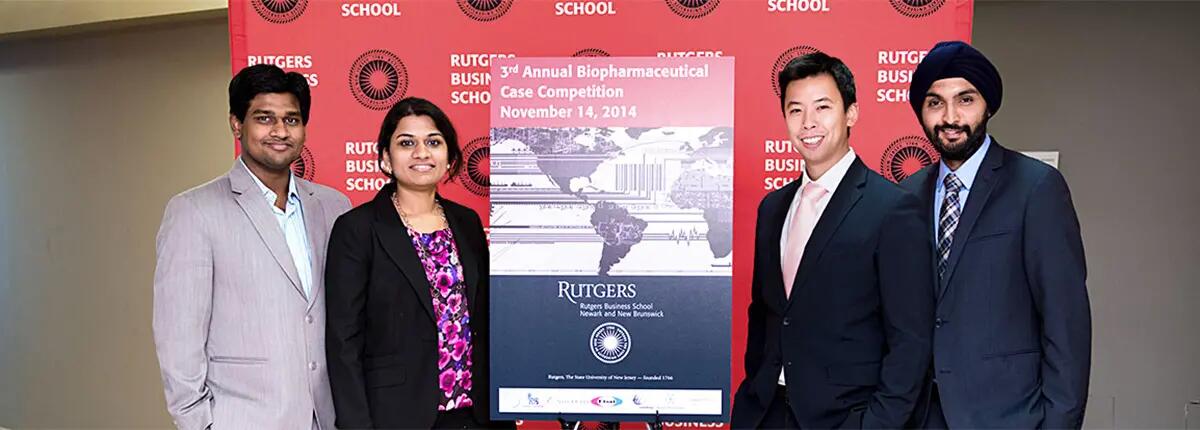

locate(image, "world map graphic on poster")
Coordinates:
490 126 732 276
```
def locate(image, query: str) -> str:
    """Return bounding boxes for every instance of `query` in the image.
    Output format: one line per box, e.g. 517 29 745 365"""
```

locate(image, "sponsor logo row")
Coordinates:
497 388 723 415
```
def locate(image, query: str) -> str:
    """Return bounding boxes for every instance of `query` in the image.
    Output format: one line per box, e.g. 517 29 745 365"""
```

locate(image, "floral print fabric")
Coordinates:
408 228 474 411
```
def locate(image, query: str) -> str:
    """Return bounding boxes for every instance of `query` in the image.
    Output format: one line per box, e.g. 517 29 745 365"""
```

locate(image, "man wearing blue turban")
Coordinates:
901 41 1092 429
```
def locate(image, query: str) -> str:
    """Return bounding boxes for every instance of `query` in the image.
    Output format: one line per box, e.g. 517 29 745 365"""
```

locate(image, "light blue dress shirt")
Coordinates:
240 158 314 298
933 135 992 242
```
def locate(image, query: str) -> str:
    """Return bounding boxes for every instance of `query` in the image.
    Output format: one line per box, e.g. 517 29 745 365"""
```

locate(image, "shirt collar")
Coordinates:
937 135 991 192
801 147 857 194
239 157 299 204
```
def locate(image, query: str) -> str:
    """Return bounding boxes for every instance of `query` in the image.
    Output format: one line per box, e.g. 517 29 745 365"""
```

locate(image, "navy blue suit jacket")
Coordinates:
901 140 1091 429
732 157 934 429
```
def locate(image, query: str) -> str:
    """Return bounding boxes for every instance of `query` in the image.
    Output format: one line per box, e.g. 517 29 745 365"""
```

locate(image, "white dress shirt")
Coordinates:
241 158 314 298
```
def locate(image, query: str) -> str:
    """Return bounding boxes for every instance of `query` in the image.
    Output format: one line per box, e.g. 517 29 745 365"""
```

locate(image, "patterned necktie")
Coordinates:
938 173 965 279
782 181 828 298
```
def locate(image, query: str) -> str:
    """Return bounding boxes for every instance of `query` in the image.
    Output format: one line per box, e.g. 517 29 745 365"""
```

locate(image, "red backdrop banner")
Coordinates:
229 1 972 427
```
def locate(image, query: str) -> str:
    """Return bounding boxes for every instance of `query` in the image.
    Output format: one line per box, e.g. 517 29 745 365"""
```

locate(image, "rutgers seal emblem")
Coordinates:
251 0 308 24
458 137 491 198
590 322 631 364
889 0 945 18
665 0 720 19
880 135 940 183
572 48 611 57
456 0 515 22
772 45 821 97
290 146 316 181
348 50 408 110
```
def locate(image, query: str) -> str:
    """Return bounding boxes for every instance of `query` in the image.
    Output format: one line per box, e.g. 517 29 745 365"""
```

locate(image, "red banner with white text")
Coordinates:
229 1 972 427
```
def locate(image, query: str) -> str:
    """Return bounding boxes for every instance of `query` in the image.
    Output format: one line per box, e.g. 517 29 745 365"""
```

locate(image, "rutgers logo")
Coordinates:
290 146 317 181
880 135 940 183
590 322 631 364
456 0 515 22
771 45 821 97
665 0 720 19
572 48 611 57
251 0 308 24
348 50 408 110
889 0 945 18
458 137 491 198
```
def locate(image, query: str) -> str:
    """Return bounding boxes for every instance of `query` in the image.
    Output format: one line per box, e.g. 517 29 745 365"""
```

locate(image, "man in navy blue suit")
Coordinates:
901 41 1091 429
732 52 934 429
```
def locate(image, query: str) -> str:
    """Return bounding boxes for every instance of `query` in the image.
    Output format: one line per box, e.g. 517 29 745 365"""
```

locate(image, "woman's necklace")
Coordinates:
391 192 448 233
391 192 459 267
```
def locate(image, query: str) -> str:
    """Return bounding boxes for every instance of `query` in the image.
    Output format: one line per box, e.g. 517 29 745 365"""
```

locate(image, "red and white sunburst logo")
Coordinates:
290 146 316 181
665 0 720 19
251 0 308 24
771 45 821 97
456 0 516 22
458 137 491 198
889 0 946 18
572 48 611 57
348 50 408 111
880 135 940 183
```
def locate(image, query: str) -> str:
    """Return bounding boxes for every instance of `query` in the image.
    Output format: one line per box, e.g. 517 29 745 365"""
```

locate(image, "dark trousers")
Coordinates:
760 385 802 430
921 383 949 430
432 407 480 430
432 407 516 430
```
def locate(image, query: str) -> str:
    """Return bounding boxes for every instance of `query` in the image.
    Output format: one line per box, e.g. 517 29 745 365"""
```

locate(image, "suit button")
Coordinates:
782 317 791 327
786 361 793 367
305 315 314 324
934 318 944 328
308 362 317 371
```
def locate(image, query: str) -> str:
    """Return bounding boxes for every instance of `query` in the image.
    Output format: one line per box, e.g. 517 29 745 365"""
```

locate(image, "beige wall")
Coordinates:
0 2 1198 429
0 0 224 37
974 2 1200 428
0 14 231 428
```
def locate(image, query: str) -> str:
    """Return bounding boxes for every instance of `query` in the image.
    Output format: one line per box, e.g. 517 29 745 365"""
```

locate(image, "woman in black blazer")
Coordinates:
325 97 510 429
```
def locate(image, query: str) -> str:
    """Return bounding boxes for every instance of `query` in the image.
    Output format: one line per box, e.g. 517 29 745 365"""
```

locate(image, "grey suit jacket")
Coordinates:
153 162 351 429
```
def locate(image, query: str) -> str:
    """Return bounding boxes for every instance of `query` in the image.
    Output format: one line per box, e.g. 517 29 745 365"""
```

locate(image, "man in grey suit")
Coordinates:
153 64 350 429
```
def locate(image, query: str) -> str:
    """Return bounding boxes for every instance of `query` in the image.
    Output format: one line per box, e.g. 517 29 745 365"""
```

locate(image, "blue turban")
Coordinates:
909 41 1002 118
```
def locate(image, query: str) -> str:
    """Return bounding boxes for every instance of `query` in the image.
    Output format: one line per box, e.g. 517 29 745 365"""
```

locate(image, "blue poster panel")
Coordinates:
489 57 734 422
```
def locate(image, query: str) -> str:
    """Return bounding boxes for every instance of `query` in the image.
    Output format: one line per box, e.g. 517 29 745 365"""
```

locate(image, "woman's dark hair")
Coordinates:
229 64 312 124
376 97 463 182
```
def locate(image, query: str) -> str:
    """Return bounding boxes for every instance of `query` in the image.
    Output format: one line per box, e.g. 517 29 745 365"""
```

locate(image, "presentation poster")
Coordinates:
489 57 733 422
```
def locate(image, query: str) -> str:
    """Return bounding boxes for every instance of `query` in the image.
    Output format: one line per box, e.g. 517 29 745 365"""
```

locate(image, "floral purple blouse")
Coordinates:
408 227 474 411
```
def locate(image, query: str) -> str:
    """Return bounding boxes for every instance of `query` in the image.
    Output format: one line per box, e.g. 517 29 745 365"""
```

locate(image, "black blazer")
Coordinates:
324 184 501 429
731 157 935 429
901 140 1090 429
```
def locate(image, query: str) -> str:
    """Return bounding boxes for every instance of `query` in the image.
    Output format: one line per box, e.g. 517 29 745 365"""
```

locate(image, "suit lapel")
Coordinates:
372 189 437 322
442 198 480 315
229 163 306 300
938 141 1005 300
787 158 866 309
298 179 327 311
764 179 801 313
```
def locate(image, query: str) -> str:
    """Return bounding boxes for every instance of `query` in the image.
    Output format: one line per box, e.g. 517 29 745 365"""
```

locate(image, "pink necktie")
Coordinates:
782 182 828 298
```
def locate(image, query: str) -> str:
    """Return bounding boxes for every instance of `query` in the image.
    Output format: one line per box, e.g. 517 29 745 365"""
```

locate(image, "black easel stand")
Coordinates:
556 412 665 430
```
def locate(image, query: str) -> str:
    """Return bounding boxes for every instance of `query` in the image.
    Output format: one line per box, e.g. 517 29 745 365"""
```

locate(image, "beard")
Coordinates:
926 118 988 162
